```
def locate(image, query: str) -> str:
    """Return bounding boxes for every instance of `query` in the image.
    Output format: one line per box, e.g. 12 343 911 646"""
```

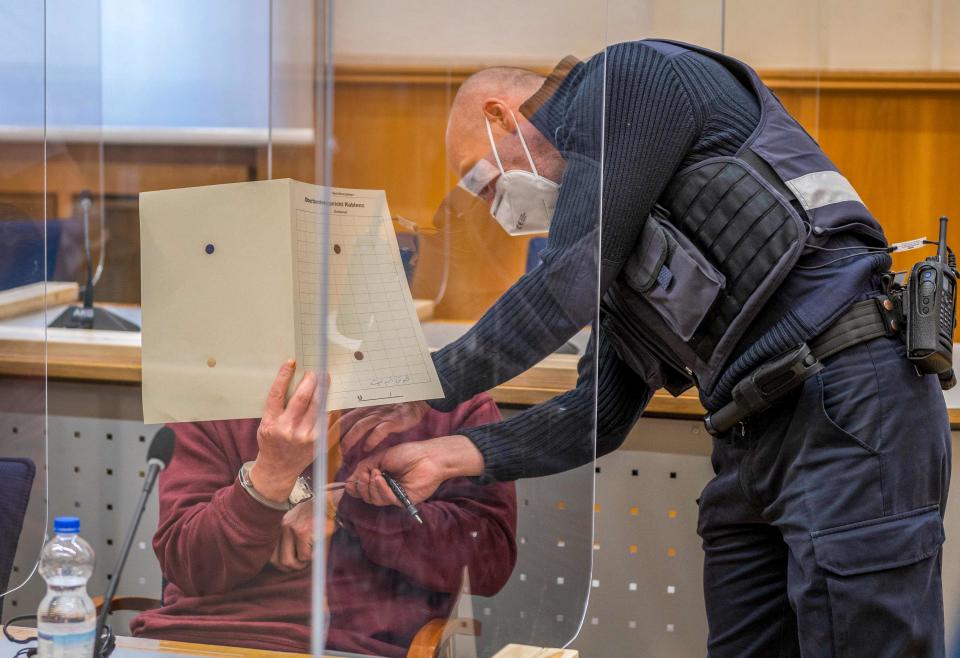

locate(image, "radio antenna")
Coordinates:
937 216 949 264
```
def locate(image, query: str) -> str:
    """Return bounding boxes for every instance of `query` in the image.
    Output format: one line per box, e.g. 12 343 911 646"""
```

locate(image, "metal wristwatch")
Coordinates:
238 461 314 511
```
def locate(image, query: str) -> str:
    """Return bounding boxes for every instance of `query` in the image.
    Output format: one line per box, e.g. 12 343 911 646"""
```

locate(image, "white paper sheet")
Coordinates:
290 182 442 410
140 178 441 423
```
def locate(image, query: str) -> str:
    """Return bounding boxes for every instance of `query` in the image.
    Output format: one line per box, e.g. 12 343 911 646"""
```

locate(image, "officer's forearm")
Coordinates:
426 434 486 480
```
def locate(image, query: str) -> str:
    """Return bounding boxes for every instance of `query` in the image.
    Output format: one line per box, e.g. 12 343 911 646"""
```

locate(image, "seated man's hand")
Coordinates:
269 490 343 572
330 401 430 454
270 500 314 572
346 435 486 507
250 360 327 504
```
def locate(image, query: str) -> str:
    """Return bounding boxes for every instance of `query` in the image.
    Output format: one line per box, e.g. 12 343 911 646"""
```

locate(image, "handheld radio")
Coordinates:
904 216 957 378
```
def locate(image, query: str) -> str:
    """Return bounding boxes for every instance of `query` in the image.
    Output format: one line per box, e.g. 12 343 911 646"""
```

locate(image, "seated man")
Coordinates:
131 362 517 657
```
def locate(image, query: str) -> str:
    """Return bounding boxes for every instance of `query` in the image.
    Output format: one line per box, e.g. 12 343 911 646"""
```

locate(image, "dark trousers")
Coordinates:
698 335 951 657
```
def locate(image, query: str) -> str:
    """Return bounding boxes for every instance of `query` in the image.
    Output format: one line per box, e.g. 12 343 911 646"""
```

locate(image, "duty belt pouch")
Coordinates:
600 310 694 396
622 209 726 341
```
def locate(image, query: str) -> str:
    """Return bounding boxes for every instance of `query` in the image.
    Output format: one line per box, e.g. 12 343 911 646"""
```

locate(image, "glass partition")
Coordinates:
314 2 606 656
0 0 50 611
116 0 326 653
13 3 958 658
0 0 326 652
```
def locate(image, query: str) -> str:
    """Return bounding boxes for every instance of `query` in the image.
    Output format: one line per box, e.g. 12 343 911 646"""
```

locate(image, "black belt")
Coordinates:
704 297 900 436
809 297 900 360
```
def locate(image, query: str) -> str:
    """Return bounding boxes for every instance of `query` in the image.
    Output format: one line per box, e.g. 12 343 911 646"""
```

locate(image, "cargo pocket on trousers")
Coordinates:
811 504 945 656
622 210 725 341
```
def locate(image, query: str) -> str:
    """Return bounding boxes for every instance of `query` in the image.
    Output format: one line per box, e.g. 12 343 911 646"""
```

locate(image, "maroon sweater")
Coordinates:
130 394 517 656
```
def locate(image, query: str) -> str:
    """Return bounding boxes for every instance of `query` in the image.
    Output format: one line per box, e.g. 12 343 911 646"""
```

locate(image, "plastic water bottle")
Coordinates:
37 516 96 658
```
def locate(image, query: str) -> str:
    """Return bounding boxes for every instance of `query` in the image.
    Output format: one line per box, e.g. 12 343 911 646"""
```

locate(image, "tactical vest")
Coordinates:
602 40 887 398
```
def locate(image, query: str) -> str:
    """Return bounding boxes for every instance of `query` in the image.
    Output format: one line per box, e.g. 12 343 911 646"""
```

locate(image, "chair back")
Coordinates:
0 210 63 291
0 457 37 619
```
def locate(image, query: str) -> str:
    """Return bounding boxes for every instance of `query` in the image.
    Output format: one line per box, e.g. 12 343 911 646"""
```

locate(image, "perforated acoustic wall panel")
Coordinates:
4 413 162 634
468 462 596 655
4 382 960 657
469 414 715 658
571 448 714 657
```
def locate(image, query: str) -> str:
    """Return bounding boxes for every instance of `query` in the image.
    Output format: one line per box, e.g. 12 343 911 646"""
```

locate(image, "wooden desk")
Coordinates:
2 305 959 428
3 629 574 658
4 628 317 658
0 300 436 384
489 350 706 416
0 308 706 421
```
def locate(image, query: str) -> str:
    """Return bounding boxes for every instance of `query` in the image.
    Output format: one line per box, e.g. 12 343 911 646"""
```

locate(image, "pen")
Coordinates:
381 471 423 524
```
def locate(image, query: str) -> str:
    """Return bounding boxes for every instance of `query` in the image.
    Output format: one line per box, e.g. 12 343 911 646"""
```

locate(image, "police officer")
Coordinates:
338 40 951 656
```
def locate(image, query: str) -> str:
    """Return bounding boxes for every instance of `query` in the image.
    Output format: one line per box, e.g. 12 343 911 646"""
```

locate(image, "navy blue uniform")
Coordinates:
429 41 952 655
700 335 949 656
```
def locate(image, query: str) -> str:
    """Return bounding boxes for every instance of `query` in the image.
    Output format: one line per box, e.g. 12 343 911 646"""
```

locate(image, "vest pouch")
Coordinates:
623 213 726 341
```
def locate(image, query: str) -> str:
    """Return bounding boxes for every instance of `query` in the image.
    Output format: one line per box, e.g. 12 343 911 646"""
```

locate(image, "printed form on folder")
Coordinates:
139 178 442 423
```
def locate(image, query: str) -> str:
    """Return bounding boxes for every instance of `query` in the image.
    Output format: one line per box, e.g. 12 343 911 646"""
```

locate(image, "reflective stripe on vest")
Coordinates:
785 170 864 211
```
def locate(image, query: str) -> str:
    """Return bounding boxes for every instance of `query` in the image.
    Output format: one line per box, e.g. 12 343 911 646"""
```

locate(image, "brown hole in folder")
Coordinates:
207 357 217 368
334 244 342 254
354 351 364 360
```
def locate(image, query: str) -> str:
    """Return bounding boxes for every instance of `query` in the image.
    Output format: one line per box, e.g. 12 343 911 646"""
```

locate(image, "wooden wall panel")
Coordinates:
773 84 960 274
332 79 533 320
1 68 957 323
331 70 960 321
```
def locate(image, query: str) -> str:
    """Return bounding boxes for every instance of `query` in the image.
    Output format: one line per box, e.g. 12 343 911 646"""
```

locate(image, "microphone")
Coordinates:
48 189 140 331
143 426 176 494
79 190 95 314
94 427 175 658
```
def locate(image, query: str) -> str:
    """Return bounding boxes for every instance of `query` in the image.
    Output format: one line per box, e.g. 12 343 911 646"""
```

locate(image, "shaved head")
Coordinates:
445 67 546 178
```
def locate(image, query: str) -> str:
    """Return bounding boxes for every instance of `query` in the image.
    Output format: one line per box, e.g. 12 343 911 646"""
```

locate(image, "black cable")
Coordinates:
3 615 36 644
804 241 894 254
3 614 37 657
3 614 109 657
922 241 957 272
800 222 894 255
794 249 889 270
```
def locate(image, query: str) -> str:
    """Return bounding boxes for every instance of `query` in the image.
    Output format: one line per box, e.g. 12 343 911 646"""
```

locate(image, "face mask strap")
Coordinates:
483 108 540 177
484 115 506 174
508 109 540 177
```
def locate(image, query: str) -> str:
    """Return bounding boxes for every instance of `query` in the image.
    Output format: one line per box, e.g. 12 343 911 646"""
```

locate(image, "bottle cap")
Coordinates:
54 516 80 534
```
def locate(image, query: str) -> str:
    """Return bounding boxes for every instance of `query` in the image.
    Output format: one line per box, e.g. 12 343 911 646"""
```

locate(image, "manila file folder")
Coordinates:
140 178 442 423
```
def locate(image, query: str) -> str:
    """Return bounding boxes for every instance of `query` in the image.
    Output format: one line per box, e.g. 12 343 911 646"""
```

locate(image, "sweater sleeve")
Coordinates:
334 398 517 596
463 324 652 481
153 422 286 597
429 44 699 412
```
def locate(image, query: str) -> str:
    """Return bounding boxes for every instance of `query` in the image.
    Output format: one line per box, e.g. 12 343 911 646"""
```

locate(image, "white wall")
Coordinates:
333 0 960 70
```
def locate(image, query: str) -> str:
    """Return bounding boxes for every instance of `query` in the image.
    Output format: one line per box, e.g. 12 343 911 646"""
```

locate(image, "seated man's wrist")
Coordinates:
248 458 300 504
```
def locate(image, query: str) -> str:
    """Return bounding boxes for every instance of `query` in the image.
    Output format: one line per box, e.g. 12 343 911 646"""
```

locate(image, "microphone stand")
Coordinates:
50 190 139 332
93 459 164 658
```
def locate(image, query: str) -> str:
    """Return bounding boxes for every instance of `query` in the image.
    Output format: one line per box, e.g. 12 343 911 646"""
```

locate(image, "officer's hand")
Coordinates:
346 435 486 506
330 401 430 455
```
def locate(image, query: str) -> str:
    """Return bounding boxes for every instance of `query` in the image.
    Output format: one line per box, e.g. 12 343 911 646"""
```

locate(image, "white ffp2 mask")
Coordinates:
486 111 559 236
